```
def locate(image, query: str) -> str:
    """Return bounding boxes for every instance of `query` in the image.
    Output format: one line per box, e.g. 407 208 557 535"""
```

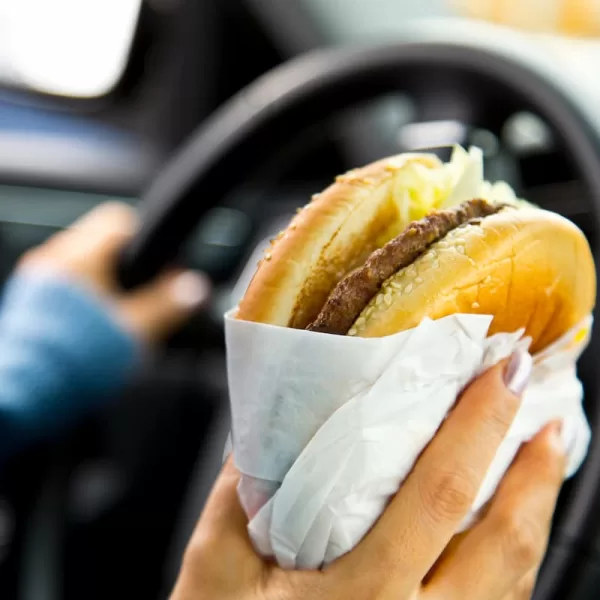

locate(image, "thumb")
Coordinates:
186 456 260 562
198 456 252 538
118 270 211 342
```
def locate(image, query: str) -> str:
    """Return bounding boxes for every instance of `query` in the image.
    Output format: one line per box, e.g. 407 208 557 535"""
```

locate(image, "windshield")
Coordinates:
300 0 600 42
297 0 600 97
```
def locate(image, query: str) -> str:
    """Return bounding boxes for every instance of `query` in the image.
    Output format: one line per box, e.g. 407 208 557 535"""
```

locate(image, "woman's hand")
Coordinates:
18 202 210 342
170 352 566 600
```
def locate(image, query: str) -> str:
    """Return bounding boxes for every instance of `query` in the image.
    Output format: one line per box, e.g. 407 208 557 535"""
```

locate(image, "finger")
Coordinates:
118 270 211 342
20 202 138 290
423 421 566 600
333 351 531 595
51 202 137 255
63 203 138 272
66 202 138 237
197 457 250 536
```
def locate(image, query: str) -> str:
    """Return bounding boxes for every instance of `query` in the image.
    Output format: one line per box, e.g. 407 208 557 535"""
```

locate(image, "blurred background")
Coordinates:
1 1 600 599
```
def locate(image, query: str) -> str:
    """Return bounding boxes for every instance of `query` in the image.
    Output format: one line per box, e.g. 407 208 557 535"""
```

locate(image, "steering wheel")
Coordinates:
117 23 600 600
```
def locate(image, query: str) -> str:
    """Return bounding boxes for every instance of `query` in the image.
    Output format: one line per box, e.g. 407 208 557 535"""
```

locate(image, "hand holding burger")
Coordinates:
171 362 566 600
169 146 595 600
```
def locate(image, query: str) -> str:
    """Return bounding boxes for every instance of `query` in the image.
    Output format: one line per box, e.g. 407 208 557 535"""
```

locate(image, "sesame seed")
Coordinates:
390 281 403 291
384 293 393 306
355 317 366 327
404 284 413 294
472 302 480 309
457 246 466 254
376 295 384 305
415 277 424 284
432 260 440 268
348 327 358 336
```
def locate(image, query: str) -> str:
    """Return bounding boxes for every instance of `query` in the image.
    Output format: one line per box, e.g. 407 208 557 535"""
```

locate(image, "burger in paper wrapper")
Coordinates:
227 146 596 568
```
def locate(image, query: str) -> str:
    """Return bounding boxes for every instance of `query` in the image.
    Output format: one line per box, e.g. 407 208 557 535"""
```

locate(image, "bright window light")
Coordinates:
0 0 142 98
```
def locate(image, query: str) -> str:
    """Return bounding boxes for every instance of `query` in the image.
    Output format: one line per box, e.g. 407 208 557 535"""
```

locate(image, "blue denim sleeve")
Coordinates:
0 269 140 461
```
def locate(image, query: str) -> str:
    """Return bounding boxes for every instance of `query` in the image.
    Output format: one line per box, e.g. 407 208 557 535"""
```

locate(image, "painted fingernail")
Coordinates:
503 350 533 397
170 271 211 309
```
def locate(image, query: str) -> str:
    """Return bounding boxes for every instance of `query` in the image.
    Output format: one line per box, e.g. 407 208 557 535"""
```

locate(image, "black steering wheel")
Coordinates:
118 24 600 600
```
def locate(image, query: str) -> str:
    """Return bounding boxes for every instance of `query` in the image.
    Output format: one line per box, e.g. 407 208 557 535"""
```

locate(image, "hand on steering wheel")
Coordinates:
19 202 211 343
169 355 565 600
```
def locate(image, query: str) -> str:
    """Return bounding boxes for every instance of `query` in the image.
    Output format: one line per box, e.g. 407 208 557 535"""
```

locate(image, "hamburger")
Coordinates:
235 146 596 353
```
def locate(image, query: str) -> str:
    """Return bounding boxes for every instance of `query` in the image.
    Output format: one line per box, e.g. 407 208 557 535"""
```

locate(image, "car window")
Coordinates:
0 0 141 98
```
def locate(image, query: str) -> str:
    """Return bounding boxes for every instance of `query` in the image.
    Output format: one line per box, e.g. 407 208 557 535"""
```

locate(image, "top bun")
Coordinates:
236 153 443 328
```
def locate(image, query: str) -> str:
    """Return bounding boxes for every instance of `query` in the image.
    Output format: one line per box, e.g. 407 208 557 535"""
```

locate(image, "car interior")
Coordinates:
1 1 600 599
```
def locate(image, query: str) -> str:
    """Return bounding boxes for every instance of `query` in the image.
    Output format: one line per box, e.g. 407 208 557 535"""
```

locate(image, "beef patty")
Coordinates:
307 198 507 335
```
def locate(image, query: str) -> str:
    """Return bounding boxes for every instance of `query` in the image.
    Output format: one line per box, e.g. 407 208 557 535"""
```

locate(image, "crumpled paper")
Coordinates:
225 311 592 570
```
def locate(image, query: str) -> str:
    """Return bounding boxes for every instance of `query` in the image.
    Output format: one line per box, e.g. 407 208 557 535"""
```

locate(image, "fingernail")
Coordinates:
170 271 211 309
503 350 533 397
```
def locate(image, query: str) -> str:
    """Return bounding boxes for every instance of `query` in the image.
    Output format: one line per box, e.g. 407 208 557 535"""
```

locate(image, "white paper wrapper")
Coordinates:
225 311 592 570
